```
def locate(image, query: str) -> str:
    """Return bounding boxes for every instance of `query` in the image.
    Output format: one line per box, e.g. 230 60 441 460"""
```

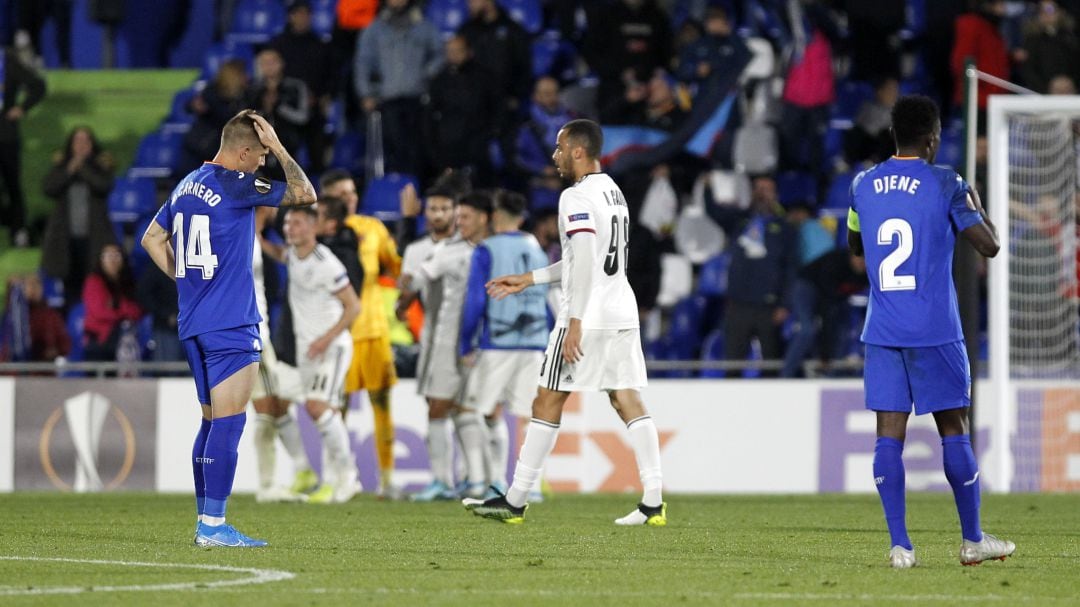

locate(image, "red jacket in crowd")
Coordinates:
952 13 1010 108
81 273 142 346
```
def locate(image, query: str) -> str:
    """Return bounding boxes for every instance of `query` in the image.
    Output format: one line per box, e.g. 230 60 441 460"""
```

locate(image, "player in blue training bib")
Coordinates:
142 110 315 548
847 95 1013 568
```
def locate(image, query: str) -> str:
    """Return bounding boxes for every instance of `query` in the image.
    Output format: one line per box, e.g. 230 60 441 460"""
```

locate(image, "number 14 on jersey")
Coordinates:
173 212 219 279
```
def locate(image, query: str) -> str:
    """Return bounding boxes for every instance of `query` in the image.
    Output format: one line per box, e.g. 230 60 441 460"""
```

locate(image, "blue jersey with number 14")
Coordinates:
848 157 983 347
153 162 286 339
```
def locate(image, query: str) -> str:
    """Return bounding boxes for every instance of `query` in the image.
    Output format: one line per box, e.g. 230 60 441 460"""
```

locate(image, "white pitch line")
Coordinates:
0 556 295 596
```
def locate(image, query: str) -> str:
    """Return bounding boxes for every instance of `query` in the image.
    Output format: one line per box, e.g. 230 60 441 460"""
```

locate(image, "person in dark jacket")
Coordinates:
180 59 253 174
40 125 118 307
136 255 183 362
23 272 71 362
0 47 46 246
705 175 797 377
426 35 499 186
458 0 533 119
252 48 310 178
676 6 751 87
317 196 365 295
1019 0 1080 93
269 0 336 173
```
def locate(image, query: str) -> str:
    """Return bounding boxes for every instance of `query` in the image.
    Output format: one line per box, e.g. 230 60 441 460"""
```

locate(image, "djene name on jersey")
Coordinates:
873 175 921 196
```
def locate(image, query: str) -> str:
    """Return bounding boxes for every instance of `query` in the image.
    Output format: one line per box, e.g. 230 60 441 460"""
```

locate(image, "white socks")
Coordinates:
427 417 454 486
275 409 311 473
486 415 509 487
454 410 488 487
254 414 277 490
626 416 663 507
506 419 560 508
315 409 352 471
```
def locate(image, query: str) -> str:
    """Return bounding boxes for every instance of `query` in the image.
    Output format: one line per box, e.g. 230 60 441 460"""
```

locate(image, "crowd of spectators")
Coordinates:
2 0 1079 377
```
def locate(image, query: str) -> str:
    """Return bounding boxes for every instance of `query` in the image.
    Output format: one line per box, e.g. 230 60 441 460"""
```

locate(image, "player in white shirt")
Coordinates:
250 206 313 503
273 204 362 503
397 183 459 501
465 119 665 525
403 192 492 500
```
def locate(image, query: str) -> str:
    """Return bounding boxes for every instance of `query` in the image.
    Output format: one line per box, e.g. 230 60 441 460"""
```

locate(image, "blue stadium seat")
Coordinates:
497 0 543 34
937 124 963 170
532 30 577 81
697 252 730 297
362 173 420 221
310 0 337 38
700 329 725 378
130 130 184 178
823 170 856 210
162 87 197 131
227 0 287 44
201 41 255 79
39 272 66 309
426 0 469 36
830 80 875 129
823 125 845 168
137 314 154 359
742 338 763 379
776 171 817 207
107 175 159 224
330 130 365 175
669 295 707 359
66 304 86 363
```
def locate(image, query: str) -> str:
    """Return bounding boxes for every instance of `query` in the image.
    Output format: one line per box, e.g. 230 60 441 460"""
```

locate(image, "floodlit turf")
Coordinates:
0 492 1076 606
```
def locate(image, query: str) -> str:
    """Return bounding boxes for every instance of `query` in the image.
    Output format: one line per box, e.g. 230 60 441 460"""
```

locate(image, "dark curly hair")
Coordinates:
891 95 940 149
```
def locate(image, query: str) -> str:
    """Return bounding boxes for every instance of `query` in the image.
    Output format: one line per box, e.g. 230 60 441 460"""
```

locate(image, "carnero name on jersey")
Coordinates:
171 179 223 207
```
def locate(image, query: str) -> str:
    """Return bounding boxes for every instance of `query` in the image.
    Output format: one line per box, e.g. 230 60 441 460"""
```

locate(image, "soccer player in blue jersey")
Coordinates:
847 95 1014 568
141 110 316 547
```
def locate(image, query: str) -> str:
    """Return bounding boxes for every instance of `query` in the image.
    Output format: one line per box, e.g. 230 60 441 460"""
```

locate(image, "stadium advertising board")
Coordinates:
2 377 1077 494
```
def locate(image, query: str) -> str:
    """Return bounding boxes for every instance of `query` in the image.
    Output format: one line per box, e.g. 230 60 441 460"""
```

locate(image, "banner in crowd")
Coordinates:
1 378 1077 494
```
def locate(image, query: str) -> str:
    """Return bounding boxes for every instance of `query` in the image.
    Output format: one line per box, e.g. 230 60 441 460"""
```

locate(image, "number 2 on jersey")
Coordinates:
173 212 219 279
877 218 916 291
603 216 630 276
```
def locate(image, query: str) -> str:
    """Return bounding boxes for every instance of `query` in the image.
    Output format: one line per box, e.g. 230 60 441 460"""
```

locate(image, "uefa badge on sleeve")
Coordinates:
255 177 272 194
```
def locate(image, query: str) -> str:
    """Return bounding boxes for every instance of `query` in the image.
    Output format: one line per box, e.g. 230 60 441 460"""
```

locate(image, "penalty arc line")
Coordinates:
0 556 295 596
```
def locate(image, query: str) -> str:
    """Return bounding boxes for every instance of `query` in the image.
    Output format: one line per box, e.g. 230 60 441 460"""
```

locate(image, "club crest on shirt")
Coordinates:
254 177 272 194
568 213 589 222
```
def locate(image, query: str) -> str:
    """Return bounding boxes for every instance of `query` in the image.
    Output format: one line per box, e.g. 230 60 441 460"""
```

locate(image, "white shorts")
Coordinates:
250 324 301 402
461 350 543 417
418 341 464 401
538 328 647 393
297 339 352 408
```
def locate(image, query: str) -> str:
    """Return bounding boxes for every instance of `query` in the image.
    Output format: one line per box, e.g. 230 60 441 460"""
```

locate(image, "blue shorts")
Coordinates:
182 325 262 405
863 341 971 416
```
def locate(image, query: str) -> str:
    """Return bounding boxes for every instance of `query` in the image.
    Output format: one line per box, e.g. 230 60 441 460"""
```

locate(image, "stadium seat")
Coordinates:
776 171 817 207
823 171 857 209
697 252 730 298
39 273 66 309
227 0 287 44
532 30 577 81
162 87 197 132
656 253 693 308
362 173 420 222
741 37 775 82
426 0 469 36
107 175 159 224
137 314 154 359
201 41 255 79
130 130 183 178
899 0 927 40
829 80 875 129
497 0 543 34
309 0 336 38
742 337 763 379
670 295 708 357
330 130 365 175
700 329 725 378
66 304 86 363
937 124 964 170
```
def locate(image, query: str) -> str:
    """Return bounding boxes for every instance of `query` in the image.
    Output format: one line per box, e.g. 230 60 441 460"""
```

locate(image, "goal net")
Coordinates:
987 95 1080 493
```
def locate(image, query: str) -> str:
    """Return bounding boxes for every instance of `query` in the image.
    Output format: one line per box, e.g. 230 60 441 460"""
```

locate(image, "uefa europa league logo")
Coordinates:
39 391 136 492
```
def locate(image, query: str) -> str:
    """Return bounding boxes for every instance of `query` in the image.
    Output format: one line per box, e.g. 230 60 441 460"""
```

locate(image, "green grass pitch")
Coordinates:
0 492 1077 606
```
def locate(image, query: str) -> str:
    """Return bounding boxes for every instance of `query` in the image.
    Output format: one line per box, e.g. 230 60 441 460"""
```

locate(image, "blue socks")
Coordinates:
201 413 247 519
873 436 911 550
942 434 983 543
192 417 212 516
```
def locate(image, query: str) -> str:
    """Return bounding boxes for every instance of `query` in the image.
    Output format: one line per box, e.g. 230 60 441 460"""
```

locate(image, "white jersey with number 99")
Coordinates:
556 172 639 330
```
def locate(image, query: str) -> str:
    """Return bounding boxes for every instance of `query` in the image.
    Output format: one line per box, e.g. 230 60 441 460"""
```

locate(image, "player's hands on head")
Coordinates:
486 273 532 300
250 112 283 151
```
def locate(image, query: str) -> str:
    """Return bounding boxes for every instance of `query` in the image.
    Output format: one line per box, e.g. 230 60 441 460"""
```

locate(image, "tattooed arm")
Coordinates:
251 113 316 208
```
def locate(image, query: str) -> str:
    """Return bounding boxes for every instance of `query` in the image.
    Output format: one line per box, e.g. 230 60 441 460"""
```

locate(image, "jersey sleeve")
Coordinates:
323 252 351 294
947 173 983 232
153 200 173 232
560 191 596 237
459 245 492 357
218 170 287 209
847 208 861 232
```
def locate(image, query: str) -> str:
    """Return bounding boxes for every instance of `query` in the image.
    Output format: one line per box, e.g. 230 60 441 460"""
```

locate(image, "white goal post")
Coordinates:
987 95 1080 493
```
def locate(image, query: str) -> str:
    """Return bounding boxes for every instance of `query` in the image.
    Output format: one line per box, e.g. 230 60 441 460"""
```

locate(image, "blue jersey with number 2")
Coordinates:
153 162 286 339
848 157 983 347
